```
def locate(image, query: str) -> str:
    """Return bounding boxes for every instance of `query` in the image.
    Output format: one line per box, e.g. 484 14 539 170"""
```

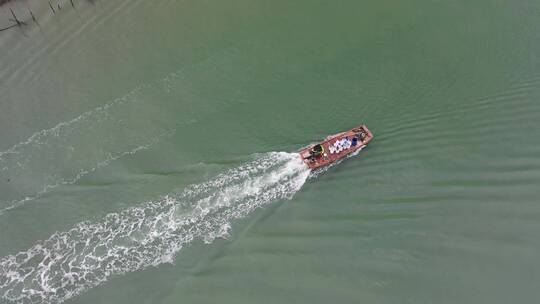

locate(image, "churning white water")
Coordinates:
0 152 310 304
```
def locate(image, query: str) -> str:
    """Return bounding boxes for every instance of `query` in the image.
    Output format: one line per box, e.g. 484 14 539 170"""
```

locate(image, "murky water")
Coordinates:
1 0 539 303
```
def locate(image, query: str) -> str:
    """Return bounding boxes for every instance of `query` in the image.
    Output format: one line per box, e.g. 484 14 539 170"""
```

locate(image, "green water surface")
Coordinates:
1 0 539 303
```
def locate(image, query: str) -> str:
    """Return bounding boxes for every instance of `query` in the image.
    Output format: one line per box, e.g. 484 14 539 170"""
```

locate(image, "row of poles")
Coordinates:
0 0 97 34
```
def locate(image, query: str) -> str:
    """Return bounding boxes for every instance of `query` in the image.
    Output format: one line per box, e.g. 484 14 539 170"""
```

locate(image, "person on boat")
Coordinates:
359 131 366 140
310 144 324 158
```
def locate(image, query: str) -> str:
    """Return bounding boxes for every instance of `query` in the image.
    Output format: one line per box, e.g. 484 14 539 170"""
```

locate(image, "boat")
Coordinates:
300 125 373 170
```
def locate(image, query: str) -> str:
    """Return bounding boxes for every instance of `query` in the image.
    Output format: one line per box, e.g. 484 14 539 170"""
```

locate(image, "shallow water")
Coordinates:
1 0 539 303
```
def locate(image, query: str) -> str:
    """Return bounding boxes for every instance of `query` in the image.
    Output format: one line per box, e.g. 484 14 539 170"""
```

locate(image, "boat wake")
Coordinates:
0 152 310 304
0 75 190 215
0 49 237 215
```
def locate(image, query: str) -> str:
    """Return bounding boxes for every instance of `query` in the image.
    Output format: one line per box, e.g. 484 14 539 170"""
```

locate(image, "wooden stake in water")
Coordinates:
49 1 56 14
9 8 23 26
9 8 28 37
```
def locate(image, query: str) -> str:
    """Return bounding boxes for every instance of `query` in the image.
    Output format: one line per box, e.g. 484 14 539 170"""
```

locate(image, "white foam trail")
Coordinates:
0 49 235 213
0 152 310 304
0 86 141 161
0 85 148 209
0 129 174 216
0 71 187 211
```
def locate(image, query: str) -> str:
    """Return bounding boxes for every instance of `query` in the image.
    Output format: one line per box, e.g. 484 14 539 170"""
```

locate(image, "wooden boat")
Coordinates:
300 125 373 170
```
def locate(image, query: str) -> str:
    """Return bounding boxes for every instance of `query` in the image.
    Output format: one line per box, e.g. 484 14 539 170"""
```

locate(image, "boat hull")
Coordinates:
300 125 373 170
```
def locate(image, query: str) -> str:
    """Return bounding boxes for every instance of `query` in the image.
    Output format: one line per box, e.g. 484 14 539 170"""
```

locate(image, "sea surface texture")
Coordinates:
0 0 539 303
